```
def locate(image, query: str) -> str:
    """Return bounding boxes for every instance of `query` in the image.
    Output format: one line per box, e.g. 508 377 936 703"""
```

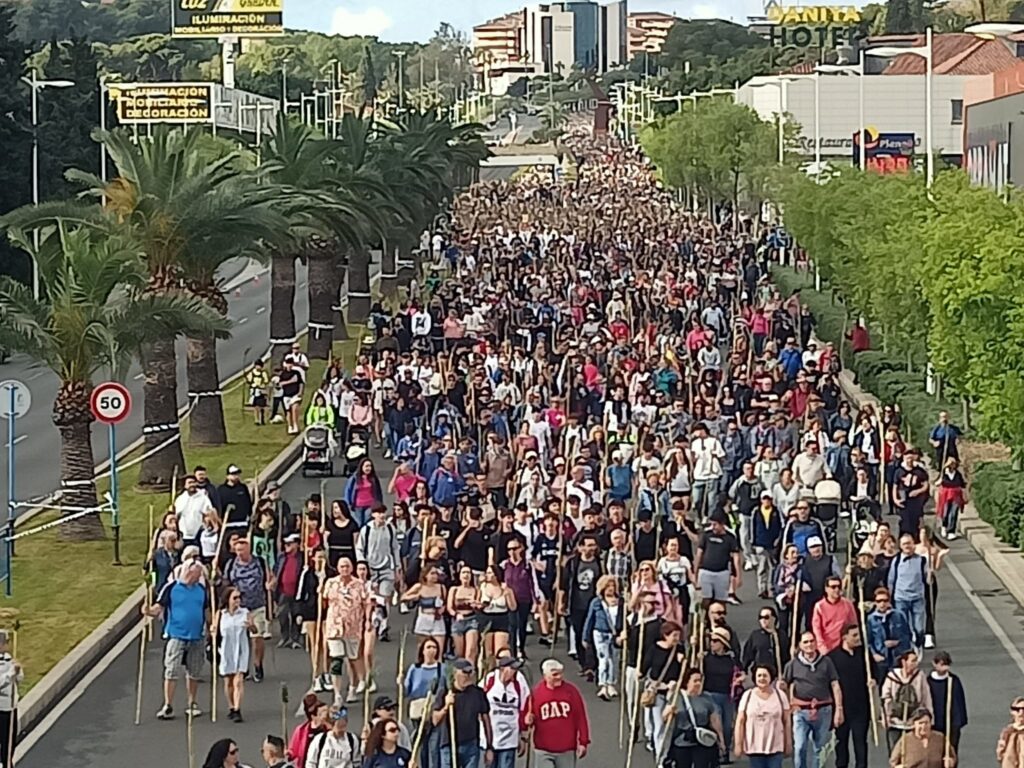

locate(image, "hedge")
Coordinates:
772 265 1024 550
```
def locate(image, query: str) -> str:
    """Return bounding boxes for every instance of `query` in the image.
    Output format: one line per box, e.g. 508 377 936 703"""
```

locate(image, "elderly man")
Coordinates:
433 658 493 768
526 659 591 768
323 557 372 705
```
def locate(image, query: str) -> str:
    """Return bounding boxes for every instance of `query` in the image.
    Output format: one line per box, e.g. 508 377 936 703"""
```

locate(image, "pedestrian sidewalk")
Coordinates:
834 368 1024 609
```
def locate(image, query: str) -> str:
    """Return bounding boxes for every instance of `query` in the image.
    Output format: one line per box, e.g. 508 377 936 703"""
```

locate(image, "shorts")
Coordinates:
481 612 510 634
537 580 555 602
250 393 268 408
249 609 272 639
327 637 361 660
414 612 447 637
698 569 731 601
452 615 480 636
370 568 396 598
164 638 205 681
284 395 302 409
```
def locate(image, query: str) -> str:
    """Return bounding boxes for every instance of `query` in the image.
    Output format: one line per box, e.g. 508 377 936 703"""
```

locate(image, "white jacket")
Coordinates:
0 654 24 711
305 729 359 768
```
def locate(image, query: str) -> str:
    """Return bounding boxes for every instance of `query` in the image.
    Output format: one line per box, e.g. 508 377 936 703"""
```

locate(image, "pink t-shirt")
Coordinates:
354 476 377 508
738 687 790 755
393 472 422 502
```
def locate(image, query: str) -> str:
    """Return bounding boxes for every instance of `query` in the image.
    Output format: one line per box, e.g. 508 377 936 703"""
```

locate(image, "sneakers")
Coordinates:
277 638 289 649
947 531 959 541
186 702 202 718
538 636 552 648
354 679 366 694
156 704 174 720
228 708 242 722
367 678 378 693
313 676 330 693
607 684 618 698
253 665 264 683
597 685 609 701
924 634 936 649
727 593 742 605
346 686 358 703
271 415 285 424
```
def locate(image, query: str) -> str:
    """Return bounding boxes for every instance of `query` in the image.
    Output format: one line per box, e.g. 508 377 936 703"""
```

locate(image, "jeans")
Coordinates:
748 755 784 768
492 748 516 768
793 705 833 768
834 711 868 768
568 609 594 671
707 691 735 763
352 506 370 528
276 594 301 644
943 499 962 533
739 514 753 563
692 479 718 522
895 596 926 647
753 546 774 595
509 600 532 656
440 741 480 768
645 692 669 759
593 631 619 687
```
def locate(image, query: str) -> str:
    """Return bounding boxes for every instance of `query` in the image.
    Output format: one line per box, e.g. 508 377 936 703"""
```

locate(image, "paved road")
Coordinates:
18 439 1024 767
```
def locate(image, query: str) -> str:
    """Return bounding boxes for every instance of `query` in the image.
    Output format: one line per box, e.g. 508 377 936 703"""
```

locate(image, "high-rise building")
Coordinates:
518 1 627 75
626 11 676 58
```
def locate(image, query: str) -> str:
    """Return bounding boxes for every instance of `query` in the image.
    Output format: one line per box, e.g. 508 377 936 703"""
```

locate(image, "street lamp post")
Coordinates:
866 27 934 187
22 72 74 300
816 53 866 169
393 51 407 113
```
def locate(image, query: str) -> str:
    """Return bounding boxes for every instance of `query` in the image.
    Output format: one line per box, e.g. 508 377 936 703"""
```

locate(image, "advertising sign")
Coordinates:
767 4 863 48
171 0 284 38
109 82 214 124
852 129 915 174
965 125 1010 192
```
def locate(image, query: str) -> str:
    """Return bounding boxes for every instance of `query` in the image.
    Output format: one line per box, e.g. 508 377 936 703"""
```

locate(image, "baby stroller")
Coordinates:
811 478 843 553
851 497 882 553
343 427 369 475
301 424 334 477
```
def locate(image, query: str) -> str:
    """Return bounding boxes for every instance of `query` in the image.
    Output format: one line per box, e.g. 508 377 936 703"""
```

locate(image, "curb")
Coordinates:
15 430 306 743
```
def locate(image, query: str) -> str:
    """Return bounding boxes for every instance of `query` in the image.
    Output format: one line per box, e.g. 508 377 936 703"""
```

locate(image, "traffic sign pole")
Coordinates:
6 385 14 597
90 382 131 566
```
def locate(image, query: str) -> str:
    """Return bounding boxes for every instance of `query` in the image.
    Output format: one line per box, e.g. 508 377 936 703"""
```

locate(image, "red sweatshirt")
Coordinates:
529 680 590 753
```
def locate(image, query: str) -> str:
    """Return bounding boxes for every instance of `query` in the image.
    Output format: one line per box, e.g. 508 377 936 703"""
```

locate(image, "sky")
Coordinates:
284 0 766 42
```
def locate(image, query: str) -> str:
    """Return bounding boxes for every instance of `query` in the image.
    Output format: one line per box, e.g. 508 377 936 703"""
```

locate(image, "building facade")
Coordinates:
627 11 676 58
963 91 1024 191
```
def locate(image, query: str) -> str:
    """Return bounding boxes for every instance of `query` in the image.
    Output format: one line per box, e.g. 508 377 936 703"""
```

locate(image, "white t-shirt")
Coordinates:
306 729 359 768
690 437 725 482
480 672 529 751
411 310 432 337
174 489 210 539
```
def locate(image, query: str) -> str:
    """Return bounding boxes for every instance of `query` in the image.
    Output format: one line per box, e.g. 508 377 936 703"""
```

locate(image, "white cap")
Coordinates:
541 658 564 675
807 536 824 548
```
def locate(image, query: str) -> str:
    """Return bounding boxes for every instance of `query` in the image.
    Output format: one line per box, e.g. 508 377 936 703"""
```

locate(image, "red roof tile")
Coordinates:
882 33 1020 75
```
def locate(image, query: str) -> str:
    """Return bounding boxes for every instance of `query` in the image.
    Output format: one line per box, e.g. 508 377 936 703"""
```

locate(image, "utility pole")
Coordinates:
393 50 406 112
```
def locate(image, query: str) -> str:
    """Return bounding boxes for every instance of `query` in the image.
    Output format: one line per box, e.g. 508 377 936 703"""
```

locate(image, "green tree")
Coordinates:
0 5 32 284
0 224 225 538
96 35 217 82
13 0 167 43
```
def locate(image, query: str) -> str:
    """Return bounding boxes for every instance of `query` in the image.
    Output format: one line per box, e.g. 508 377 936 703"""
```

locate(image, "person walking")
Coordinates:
582 575 625 700
888 534 930 651
881 650 933 753
694 510 742 608
224 537 272 683
734 664 792 768
782 631 844 768
362 718 412 768
0 629 23 768
274 534 305 649
702 626 740 764
526 658 591 768
811 576 858 655
215 586 256 722
306 707 361 768
431 658 493 768
324 558 372 705
481 656 529 768
997 696 1024 768
288 695 329 767
662 668 725 768
887 709 956 768
559 536 604 678
867 587 913 678
741 606 790 676
828 624 871 768
935 459 966 541
262 735 293 768
926 651 967 753
144 560 208 720
202 738 243 768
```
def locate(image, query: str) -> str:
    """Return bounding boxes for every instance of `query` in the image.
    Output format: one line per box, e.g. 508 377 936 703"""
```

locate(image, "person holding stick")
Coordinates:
0 629 22 768
661 667 724 768
828 623 872 768
734 664 792 768
525 659 591 768
782 631 844 768
926 651 967 753
887 709 956 768
431 659 492 768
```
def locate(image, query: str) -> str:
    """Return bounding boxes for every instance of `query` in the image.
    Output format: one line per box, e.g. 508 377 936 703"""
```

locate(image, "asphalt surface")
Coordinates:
17 440 1024 767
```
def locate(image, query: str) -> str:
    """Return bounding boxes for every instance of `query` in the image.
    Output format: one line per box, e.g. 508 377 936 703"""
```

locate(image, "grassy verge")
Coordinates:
7 335 360 691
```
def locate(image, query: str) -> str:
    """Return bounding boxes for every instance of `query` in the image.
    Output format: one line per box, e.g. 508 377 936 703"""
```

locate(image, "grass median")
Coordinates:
6 335 360 692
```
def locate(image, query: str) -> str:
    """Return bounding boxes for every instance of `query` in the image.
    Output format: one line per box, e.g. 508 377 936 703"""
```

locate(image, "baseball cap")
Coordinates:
328 706 349 721
265 480 281 491
807 535 824 548
711 627 732 645
541 659 564 675
525 450 539 459
227 464 242 475
452 658 476 673
760 490 772 499
284 533 301 544
373 696 397 711
498 656 524 670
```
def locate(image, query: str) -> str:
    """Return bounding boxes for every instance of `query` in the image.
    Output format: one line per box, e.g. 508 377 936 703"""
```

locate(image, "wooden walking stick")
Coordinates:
397 628 409 719
624 615 647 768
135 598 149 726
7 621 19 768
146 504 156 642
186 706 196 768
171 465 179 505
448 700 459 768
281 683 289 742
790 578 802 656
617 604 633 749
210 585 219 724
408 676 437 768
858 585 879 746
944 676 953 763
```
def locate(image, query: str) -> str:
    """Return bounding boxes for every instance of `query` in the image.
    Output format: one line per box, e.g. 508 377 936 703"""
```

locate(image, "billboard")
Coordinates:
109 82 214 124
171 0 284 38
767 4 862 48
852 129 914 174
965 125 1010 192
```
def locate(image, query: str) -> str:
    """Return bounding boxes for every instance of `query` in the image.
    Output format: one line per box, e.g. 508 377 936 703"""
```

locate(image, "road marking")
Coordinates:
27 370 46 381
255 307 266 314
947 557 1024 677
133 373 144 381
16 620 144 762
238 317 249 325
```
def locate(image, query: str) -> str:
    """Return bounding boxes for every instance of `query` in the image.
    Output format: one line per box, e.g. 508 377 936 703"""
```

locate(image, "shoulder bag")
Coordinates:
683 692 719 748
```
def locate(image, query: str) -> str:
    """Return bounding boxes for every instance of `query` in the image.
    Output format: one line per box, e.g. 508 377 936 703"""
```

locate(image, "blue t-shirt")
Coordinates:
363 747 412 768
608 464 634 500
158 580 208 642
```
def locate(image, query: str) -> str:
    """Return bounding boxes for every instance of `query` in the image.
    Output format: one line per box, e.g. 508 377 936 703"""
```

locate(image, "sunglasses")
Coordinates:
710 610 725 616
1013 706 1024 712
759 614 773 620
386 725 400 733
229 748 239 755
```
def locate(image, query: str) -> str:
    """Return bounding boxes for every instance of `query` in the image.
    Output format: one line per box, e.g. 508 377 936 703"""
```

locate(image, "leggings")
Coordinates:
510 600 532 656
925 579 938 637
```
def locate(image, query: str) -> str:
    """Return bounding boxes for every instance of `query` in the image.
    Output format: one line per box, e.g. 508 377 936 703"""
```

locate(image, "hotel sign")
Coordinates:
768 5 863 48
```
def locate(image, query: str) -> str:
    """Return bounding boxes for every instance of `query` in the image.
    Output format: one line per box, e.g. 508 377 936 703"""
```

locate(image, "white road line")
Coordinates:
27 370 46 381
255 307 266 314
133 373 144 381
946 557 1024 677
16 621 144 762
238 317 249 325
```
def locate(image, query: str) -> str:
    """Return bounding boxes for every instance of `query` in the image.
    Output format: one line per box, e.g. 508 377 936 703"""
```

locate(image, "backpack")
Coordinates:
891 672 920 719
308 729 359 768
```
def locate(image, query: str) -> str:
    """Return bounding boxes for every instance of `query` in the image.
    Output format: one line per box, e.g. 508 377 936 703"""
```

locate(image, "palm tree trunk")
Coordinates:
270 251 297 368
332 254 350 344
382 241 398 297
138 338 187 491
347 249 372 325
53 380 105 541
186 334 227 445
307 250 336 360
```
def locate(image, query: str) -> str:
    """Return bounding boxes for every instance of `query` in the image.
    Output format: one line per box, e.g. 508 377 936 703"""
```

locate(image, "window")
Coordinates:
951 99 964 125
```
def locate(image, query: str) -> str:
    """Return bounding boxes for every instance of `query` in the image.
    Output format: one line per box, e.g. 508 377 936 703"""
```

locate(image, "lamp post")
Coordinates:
21 72 74 300
816 54 865 170
866 28 934 187
749 80 789 164
393 50 407 113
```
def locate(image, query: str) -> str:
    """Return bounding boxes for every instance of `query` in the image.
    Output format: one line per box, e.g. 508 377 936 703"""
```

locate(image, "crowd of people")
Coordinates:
135 127 1024 768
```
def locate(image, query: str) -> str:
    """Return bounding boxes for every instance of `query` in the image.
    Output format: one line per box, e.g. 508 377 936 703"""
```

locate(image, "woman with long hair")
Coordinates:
197 508 222 566
288 694 329 766
936 457 967 540
402 637 445 767
771 544 803 633
916 526 948 650
363 718 412 768
734 664 791 768
344 458 384 528
324 500 360 569
401 567 447 653
480 564 517 666
201 739 241 768
642 620 686 759
630 561 680 625
583 574 625 701
448 565 482 663
215 587 255 722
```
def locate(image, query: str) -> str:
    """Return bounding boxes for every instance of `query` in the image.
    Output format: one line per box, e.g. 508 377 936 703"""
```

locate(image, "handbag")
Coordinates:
683 693 719 749
408 696 429 721
641 649 675 708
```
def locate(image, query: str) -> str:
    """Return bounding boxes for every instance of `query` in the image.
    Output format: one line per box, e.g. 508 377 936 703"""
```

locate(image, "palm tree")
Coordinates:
0 224 226 540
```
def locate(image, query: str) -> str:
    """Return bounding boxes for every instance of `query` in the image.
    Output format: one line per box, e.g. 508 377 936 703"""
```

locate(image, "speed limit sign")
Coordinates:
90 381 132 425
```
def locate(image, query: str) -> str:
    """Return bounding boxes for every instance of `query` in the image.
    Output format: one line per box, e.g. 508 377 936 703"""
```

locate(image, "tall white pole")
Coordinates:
221 37 237 89
925 26 934 188
859 50 866 170
814 72 821 170
30 71 39 300
777 81 785 165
